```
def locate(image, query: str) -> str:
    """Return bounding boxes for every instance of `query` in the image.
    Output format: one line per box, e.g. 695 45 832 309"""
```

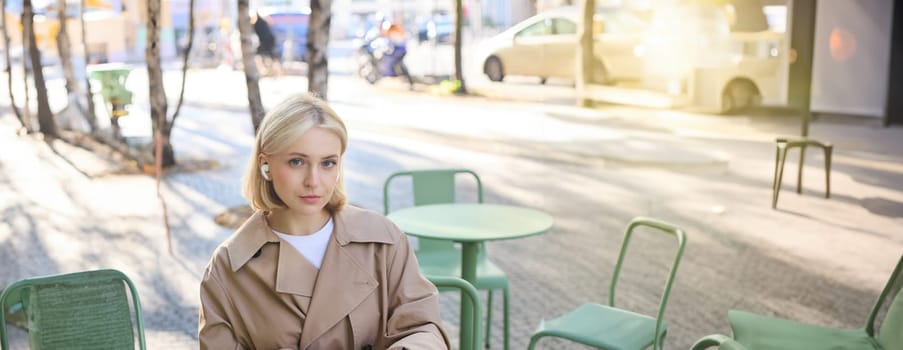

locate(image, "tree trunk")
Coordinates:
56 0 84 131
21 12 32 131
157 126 175 167
24 0 58 138
576 0 595 107
307 0 331 99
169 0 195 123
56 0 78 96
453 0 466 93
238 0 265 132
146 0 175 166
80 0 98 133
1 0 26 129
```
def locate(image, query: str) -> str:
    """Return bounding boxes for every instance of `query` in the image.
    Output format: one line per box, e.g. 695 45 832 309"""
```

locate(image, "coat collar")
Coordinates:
298 206 395 349
225 206 401 348
226 211 278 272
226 206 395 272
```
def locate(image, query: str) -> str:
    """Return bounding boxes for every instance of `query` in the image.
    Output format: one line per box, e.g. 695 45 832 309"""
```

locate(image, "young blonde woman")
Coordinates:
199 94 449 349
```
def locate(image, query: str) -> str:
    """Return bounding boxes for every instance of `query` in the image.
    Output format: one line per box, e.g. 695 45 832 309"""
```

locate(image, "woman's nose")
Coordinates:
304 167 319 187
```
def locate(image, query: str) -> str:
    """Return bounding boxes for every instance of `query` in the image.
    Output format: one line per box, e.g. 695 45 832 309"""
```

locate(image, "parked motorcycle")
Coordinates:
356 26 414 89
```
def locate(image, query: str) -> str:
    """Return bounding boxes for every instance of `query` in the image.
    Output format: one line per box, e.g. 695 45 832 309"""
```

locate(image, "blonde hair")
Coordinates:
242 94 348 213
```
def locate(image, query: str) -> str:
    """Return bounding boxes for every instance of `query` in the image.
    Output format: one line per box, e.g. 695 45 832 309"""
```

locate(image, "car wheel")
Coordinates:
484 57 504 82
721 80 760 114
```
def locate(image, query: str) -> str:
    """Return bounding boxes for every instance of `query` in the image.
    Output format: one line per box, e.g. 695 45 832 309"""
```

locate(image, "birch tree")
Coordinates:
24 0 58 137
576 0 595 107
56 0 78 101
145 0 174 165
2 0 26 129
307 0 331 99
79 0 98 132
237 0 264 132
453 0 465 93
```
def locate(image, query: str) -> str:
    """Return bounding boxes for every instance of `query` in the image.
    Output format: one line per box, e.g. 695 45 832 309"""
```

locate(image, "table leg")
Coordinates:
460 242 479 350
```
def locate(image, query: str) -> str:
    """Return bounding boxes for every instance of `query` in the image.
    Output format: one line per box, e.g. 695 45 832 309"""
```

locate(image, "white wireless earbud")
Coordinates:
260 164 271 181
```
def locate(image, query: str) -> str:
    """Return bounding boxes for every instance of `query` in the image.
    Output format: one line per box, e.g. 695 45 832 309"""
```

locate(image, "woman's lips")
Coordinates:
301 195 320 204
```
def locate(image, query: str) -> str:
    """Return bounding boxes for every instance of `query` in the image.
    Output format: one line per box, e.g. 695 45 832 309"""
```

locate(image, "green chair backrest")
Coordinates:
870 254 903 348
0 269 147 350
426 275 482 350
609 217 687 350
383 169 483 252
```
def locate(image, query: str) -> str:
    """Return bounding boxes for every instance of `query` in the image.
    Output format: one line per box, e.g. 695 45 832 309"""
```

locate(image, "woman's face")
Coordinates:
263 126 342 216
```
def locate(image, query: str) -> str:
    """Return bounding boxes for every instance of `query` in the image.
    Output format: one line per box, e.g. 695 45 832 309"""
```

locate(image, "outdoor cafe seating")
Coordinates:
691 253 903 350
383 168 512 350
426 275 483 350
0 269 147 350
772 137 833 209
528 217 687 350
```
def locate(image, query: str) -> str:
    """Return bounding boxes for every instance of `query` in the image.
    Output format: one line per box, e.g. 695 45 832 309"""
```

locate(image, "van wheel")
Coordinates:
485 57 504 82
721 80 760 114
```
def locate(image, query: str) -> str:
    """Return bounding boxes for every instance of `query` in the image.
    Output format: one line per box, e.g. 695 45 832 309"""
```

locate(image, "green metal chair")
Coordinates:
384 169 510 349
691 254 903 350
772 137 833 209
0 269 147 350
426 275 483 350
527 217 687 350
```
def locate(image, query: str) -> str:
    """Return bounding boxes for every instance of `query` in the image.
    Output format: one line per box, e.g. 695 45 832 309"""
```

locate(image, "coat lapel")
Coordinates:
275 240 319 315
298 227 378 349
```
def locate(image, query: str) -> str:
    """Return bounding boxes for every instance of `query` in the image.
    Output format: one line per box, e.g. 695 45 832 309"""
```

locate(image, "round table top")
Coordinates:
387 203 554 243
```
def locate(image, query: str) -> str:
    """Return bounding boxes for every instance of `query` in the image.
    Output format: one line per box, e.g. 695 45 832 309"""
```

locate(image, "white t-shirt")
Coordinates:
273 218 333 269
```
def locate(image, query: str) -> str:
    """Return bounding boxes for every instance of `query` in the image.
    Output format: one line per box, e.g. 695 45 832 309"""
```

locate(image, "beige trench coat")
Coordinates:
199 206 450 350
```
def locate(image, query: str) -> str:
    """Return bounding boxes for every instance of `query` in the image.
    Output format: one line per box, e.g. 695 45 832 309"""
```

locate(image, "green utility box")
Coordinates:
88 63 133 117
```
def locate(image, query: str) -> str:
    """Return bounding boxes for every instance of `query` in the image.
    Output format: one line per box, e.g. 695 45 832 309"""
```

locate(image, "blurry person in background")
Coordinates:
217 17 237 69
253 11 282 77
384 23 415 89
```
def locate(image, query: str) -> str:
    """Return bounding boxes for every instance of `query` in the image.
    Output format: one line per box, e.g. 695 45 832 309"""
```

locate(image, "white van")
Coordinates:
691 31 785 114
641 4 786 114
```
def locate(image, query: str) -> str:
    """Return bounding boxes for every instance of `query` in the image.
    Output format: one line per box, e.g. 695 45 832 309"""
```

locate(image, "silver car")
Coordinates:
477 6 647 84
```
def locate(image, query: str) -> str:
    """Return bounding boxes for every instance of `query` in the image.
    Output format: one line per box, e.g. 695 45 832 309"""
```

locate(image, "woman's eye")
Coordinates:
288 159 303 167
322 160 337 168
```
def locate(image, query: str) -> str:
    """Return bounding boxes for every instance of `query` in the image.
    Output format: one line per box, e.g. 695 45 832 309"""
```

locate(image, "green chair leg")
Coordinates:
772 144 789 208
796 145 806 194
824 145 832 198
482 287 509 350
772 144 781 195
503 287 509 350
485 290 493 348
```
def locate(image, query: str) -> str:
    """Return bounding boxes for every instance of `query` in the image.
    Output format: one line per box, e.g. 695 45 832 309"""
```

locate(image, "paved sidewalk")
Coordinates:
1 71 902 349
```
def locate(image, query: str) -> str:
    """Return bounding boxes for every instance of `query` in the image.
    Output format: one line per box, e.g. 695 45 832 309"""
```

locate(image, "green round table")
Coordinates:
387 203 554 349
